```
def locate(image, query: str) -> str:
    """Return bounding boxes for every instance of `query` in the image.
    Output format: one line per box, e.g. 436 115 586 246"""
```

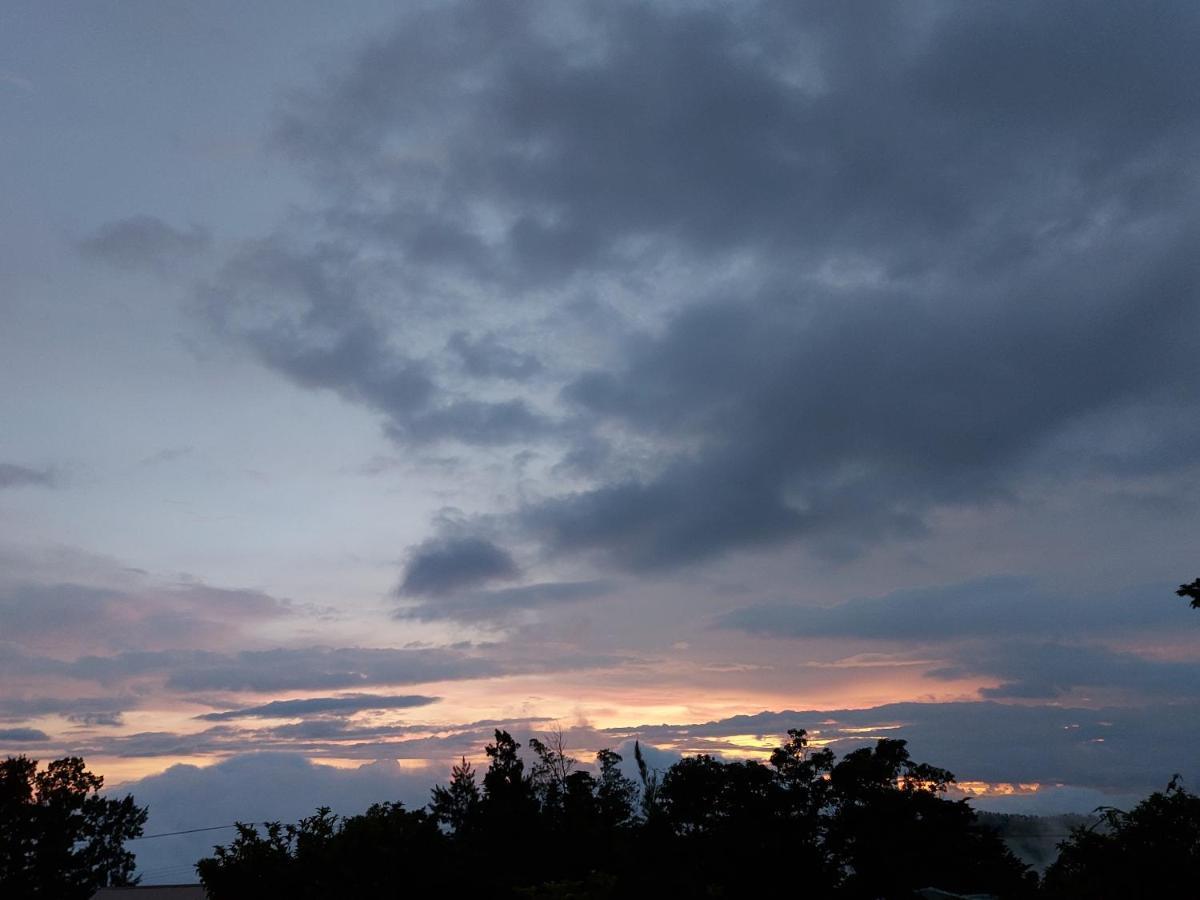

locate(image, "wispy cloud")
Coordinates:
197 693 439 721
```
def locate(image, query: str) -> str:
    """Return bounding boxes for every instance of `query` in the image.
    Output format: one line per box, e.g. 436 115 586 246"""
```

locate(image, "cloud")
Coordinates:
0 695 134 724
195 0 1200 571
448 331 543 381
0 581 293 653
0 728 50 742
105 698 1200 880
139 446 194 467
928 640 1200 701
611 700 1200 796
79 215 210 271
718 577 1188 641
197 693 440 721
203 240 554 446
91 694 1200 888
399 536 519 597
0 463 54 489
155 646 501 693
119 754 440 883
397 579 611 622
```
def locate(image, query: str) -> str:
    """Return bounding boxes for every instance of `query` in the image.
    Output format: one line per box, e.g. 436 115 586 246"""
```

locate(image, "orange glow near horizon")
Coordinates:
954 781 1043 797
4 655 1023 787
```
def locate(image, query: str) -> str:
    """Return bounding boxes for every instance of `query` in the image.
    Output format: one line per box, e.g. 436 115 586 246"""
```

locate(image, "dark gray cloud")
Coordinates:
79 215 210 270
209 0 1200 570
4 638 624 695
397 579 611 622
197 693 439 721
536 245 1200 567
0 695 133 724
160 646 500 693
0 727 49 742
447 331 542 381
204 240 434 421
399 536 519 597
203 240 554 446
929 640 1200 701
718 577 1189 641
0 644 500 693
0 463 54 489
391 399 551 446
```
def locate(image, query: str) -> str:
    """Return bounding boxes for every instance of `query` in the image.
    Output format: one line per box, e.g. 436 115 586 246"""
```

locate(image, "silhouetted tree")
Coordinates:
1042 777 1200 898
770 727 835 822
479 729 540 887
430 756 480 836
0 755 147 900
1177 577 1200 609
594 748 637 831
825 739 1034 898
482 729 537 823
529 727 576 820
632 741 659 821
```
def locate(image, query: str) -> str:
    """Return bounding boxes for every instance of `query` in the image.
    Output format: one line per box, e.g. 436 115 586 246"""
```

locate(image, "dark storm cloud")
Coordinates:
211 0 1200 570
0 463 54 489
538 236 1200 567
397 579 611 622
275 1 1200 279
399 536 519 597
79 215 210 270
718 577 1188 641
197 693 439 721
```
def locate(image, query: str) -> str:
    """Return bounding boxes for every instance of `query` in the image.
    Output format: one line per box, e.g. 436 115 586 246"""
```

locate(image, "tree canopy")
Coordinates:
197 730 1037 898
1042 777 1200 898
1178 577 1200 609
0 755 147 900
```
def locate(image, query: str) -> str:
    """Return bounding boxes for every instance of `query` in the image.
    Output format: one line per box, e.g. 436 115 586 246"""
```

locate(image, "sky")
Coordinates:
2 0 1200 881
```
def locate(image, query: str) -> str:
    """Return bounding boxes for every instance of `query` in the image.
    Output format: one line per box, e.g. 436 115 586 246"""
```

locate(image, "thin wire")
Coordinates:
131 823 255 841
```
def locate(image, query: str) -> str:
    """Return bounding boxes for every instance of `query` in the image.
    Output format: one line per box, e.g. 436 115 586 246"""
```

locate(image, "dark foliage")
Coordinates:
195 803 448 899
1178 577 1200 609
1042 777 1200 898
0 755 147 900
198 729 1039 898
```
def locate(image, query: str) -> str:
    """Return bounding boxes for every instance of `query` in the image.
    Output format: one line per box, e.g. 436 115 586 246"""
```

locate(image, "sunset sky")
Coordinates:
2 0 1199 880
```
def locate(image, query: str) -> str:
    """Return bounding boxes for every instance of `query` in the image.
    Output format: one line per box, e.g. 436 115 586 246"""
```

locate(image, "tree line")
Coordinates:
193 728 1197 899
3 732 1199 898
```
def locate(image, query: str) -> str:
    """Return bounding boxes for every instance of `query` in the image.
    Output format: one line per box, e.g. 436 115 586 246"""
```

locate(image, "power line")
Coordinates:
131 823 254 841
